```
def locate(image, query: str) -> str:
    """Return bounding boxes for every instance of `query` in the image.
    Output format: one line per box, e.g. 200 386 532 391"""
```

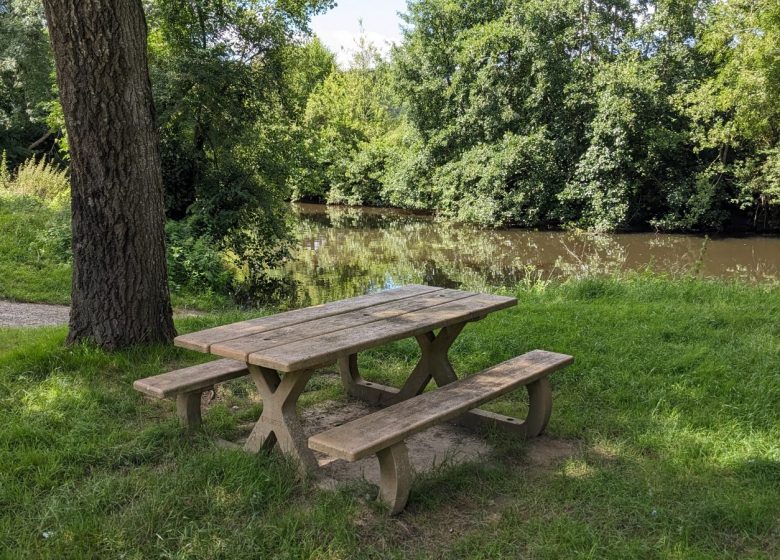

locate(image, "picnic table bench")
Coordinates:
134 285 573 513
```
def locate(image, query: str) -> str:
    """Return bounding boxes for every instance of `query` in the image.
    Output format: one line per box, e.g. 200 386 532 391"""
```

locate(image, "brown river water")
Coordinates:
276 203 779 305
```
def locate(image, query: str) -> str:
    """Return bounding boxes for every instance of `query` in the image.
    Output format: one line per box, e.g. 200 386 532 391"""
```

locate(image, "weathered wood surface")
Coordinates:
242 293 517 371
243 365 318 473
176 392 203 431
209 288 476 362
174 284 441 352
308 350 573 462
377 443 412 515
133 358 248 398
165 285 520 475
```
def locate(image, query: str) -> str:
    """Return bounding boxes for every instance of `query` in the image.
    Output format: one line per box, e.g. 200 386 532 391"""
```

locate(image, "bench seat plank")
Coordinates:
174 284 441 352
133 358 249 398
243 293 517 372
209 288 476 362
308 350 573 461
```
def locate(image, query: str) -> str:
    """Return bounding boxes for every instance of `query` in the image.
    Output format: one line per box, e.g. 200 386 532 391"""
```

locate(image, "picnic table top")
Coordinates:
174 285 517 372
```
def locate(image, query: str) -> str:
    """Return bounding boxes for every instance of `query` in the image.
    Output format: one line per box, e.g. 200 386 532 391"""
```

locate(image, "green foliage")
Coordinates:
144 0 333 299
2 0 780 258
0 155 69 204
290 0 779 233
385 0 579 224
681 0 780 230
165 218 233 297
431 130 559 226
560 53 690 232
0 196 71 303
290 35 396 205
0 151 9 188
0 0 60 164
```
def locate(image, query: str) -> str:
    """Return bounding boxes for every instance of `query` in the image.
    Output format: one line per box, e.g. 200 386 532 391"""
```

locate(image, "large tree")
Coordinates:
42 0 175 349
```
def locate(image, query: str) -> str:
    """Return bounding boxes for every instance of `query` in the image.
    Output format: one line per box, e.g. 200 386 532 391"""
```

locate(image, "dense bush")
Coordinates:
165 218 234 296
2 0 779 235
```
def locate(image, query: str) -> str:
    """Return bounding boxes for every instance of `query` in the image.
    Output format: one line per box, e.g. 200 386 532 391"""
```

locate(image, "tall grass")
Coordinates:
0 153 70 205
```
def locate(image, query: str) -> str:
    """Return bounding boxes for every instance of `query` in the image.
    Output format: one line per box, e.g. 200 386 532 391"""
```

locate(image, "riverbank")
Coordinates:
2 277 778 558
4 197 780 314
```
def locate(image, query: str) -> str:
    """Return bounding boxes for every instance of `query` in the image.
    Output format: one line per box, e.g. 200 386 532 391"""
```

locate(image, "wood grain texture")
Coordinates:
174 284 441 352
133 358 248 398
243 293 517 371
308 350 573 461
209 288 476 362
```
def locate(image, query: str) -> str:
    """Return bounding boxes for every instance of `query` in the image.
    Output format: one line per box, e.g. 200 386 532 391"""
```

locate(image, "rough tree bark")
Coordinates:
42 0 176 349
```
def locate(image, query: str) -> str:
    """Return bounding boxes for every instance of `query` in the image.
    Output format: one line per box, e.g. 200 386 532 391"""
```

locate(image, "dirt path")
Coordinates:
0 300 206 327
0 300 70 327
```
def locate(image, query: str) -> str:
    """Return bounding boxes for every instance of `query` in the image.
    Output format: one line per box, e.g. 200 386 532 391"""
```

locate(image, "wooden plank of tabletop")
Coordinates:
241 293 517 372
209 288 477 362
174 284 441 352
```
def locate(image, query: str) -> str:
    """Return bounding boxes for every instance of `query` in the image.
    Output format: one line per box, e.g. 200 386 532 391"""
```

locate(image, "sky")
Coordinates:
311 0 408 67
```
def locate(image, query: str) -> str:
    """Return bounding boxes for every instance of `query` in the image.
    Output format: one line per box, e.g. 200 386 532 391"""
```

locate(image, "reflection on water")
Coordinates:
275 203 780 306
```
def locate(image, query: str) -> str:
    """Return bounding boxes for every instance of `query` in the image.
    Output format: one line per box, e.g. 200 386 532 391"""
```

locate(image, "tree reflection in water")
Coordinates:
257 204 780 307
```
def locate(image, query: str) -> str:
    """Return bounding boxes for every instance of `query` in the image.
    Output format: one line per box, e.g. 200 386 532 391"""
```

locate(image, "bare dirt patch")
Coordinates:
300 400 494 489
524 436 580 468
222 397 580 490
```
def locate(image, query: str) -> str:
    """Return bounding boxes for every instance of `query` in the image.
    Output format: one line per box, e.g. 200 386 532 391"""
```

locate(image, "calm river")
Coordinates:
276 203 780 305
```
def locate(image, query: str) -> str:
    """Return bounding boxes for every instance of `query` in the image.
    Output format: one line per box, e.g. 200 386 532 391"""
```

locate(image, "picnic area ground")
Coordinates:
1 276 778 558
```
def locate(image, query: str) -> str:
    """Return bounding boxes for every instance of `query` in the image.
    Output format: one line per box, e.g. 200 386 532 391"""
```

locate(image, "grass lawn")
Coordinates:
0 196 229 310
1 277 779 558
0 197 71 304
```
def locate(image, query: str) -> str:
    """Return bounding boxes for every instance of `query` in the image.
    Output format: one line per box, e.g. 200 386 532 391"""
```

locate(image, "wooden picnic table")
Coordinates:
173 284 517 471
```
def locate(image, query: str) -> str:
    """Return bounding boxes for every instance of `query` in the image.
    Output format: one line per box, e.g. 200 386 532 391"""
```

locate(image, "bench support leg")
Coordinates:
523 377 553 437
455 377 553 437
244 365 318 474
176 392 202 431
338 321 553 438
377 442 412 515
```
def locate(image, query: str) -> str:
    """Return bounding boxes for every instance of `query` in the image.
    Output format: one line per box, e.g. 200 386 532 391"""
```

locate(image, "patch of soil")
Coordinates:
523 436 579 468
301 400 494 489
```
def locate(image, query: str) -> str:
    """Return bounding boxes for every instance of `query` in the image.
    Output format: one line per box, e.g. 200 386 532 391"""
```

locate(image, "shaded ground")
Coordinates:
218 397 579 492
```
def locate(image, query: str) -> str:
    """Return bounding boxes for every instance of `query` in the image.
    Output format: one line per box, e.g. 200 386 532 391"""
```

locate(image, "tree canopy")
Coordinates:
1 0 778 247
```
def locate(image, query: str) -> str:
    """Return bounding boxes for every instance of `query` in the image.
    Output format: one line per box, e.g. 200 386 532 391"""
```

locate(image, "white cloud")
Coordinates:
316 29 399 67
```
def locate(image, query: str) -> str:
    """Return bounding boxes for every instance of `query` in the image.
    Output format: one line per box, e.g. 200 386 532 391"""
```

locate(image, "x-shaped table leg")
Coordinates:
389 323 465 403
338 322 467 406
244 364 318 473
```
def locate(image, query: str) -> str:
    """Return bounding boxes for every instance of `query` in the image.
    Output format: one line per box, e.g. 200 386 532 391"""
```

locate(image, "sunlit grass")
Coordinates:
0 196 232 310
0 277 778 558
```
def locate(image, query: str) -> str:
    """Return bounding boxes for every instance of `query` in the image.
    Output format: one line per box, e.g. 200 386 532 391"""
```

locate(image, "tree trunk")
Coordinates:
42 0 176 349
